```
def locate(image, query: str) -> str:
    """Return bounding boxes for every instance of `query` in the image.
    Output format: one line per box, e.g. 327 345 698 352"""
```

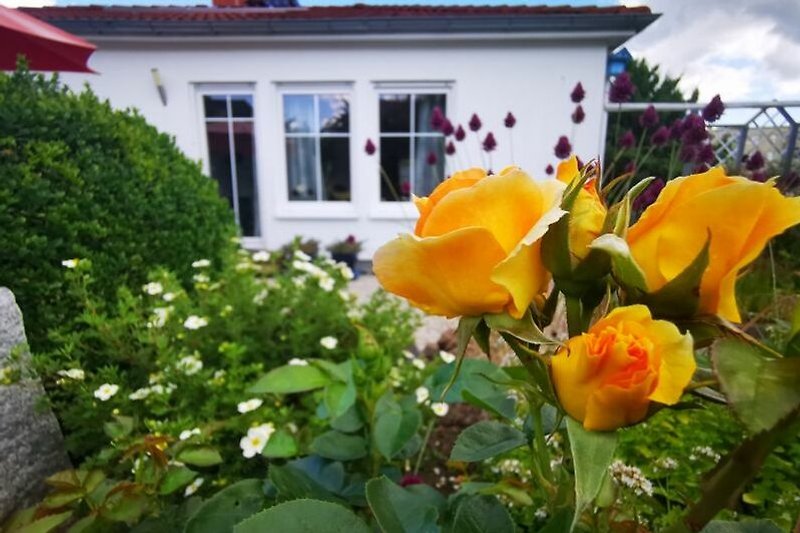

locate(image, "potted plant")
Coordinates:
327 235 363 275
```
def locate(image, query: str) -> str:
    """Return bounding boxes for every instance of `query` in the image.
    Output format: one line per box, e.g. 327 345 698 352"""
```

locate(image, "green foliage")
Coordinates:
184 480 267 533
0 64 237 351
450 421 526 462
234 499 370 533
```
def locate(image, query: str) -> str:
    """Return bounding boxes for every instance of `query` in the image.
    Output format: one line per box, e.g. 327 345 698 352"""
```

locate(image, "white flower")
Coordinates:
691 446 721 462
294 250 311 262
61 259 79 269
235 262 253 272
179 427 201 441
177 355 203 376
439 351 456 364
253 289 269 305
252 251 270 263
142 282 163 295
57 368 85 381
192 259 211 268
320 336 338 350
148 372 162 385
338 264 355 281
402 350 416 360
411 358 426 370
93 383 119 402
162 292 177 302
251 422 276 440
415 386 430 404
184 477 204 497
150 384 166 395
292 276 306 288
535 507 548 520
237 398 263 414
148 307 172 329
338 289 355 303
183 315 208 330
129 387 151 400
240 423 275 459
656 457 678 470
288 358 309 366
193 273 210 284
609 460 653 496
318 275 335 292
431 402 449 417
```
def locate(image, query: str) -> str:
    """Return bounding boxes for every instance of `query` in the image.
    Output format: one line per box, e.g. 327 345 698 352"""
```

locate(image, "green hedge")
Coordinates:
0 65 236 350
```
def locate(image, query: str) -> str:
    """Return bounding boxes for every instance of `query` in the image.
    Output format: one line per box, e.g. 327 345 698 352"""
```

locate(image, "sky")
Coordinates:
3 0 798 104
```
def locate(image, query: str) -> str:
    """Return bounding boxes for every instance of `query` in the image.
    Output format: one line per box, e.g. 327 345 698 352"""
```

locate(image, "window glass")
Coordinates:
379 137 411 201
379 94 410 133
321 138 351 201
230 95 254 118
319 95 349 134
283 95 315 134
232 121 258 236
415 94 446 133
203 95 228 118
414 136 445 197
286 137 318 201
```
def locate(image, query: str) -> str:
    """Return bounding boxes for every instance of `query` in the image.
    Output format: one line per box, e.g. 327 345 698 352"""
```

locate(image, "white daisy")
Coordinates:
411 358 426 370
237 398 263 414
193 273 210 284
239 424 275 459
252 251 270 263
93 383 119 402
57 368 85 381
177 355 203 376
142 282 163 295
162 292 177 302
179 427 201 441
192 259 211 268
148 307 172 329
184 477 204 497
415 386 430 404
431 402 449 417
61 259 79 269
338 264 355 281
320 336 338 350
439 351 456 364
288 358 309 366
318 275 335 292
294 250 311 262
128 387 151 400
183 316 208 330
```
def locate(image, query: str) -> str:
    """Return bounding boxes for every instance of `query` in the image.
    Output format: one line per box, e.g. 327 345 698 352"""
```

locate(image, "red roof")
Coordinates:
22 4 651 23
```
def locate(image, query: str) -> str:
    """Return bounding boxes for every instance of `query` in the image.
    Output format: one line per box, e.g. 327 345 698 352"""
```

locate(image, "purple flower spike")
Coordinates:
454 125 466 142
504 112 516 128
669 117 684 140
445 141 456 155
364 139 376 155
746 150 765 171
441 118 454 137
679 144 696 163
609 72 635 103
426 151 438 166
545 164 554 175
430 106 445 131
639 104 659 129
571 82 585 103
482 132 497 152
751 171 767 182
702 94 725 123
633 178 665 212
468 113 482 132
571 105 585 124
651 126 670 147
554 136 572 159
680 114 708 146
619 130 636 149
697 143 716 165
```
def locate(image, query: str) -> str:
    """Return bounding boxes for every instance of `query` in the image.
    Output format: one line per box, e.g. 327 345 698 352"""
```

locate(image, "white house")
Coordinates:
25 2 656 256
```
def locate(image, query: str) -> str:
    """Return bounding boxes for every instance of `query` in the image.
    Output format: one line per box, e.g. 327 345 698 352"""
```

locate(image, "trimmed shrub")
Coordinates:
0 65 236 350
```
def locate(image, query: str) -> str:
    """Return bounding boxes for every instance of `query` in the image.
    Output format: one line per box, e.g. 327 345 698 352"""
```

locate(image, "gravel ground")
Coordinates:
349 274 456 352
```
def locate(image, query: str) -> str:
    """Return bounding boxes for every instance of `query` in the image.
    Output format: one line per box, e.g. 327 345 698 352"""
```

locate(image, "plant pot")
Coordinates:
331 252 359 278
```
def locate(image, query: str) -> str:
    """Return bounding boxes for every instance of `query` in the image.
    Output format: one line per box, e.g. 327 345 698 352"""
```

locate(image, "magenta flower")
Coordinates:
400 473 424 487
426 151 438 166
650 126 669 147
571 105 585 124
400 181 411 196
571 82 585 103
441 118 454 137
468 113 482 132
430 106 445 131
609 72 635 103
696 143 716 165
504 112 516 128
702 94 725 123
669 117 684 140
445 141 456 155
751 171 767 182
482 132 497 152
554 136 572 159
680 114 708 146
679 144 696 163
619 130 636 149
745 150 765 171
639 104 659 129
545 164 554 175
633 178 665 212
454 125 466 142
364 139 376 156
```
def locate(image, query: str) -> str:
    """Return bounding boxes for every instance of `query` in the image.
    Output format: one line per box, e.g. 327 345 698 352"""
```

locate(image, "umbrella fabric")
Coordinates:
0 5 95 72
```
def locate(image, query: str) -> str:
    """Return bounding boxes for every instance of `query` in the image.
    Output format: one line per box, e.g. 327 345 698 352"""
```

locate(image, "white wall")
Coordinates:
59 37 609 257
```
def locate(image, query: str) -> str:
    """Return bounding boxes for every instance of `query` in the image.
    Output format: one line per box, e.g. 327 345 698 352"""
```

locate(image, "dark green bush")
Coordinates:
0 65 236 350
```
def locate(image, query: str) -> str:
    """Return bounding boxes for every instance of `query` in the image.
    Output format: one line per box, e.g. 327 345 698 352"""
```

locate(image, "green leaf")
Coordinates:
262 430 298 458
234 499 370 533
441 316 481 399
184 479 267 533
103 415 135 440
641 236 710 318
330 404 364 433
42 489 84 508
566 417 617 531
450 421 527 462
100 489 149 523
324 381 357 419
589 234 648 293
67 515 99 533
248 365 331 395
700 520 783 533
450 495 514 533
16 511 73 533
310 431 368 462
365 476 439 533
177 446 223 467
268 464 345 504
485 310 558 345
158 467 197 495
712 337 800 433
372 394 421 461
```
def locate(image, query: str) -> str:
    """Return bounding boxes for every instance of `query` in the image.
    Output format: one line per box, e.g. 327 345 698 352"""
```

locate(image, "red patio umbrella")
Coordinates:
0 5 95 72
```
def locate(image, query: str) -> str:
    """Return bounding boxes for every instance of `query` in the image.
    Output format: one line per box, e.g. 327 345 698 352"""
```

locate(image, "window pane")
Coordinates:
203 95 228 118
232 121 259 236
284 95 315 134
415 94 447 133
286 137 317 201
205 121 233 210
319 95 349 133
320 138 351 201
230 95 254 118
380 94 411 133
380 137 411 201
414 137 445 197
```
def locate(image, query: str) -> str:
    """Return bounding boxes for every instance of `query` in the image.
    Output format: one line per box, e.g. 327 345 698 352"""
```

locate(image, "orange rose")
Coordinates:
557 156 607 262
627 167 800 322
551 305 695 431
373 167 564 318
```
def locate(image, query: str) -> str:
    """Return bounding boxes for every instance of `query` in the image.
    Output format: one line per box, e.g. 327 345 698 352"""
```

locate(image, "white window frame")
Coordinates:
275 82 357 220
370 82 454 220
194 83 263 246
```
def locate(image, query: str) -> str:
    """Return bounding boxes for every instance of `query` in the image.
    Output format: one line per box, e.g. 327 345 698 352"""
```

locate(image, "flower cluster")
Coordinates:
609 460 654 497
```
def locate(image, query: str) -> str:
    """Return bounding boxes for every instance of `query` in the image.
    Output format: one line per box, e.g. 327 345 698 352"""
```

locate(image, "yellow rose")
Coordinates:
551 305 695 431
557 156 607 261
627 167 800 322
373 167 565 318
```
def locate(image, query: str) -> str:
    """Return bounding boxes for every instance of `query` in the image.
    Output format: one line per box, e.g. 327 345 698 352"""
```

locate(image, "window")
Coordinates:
283 94 351 202
202 93 259 237
379 93 446 201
